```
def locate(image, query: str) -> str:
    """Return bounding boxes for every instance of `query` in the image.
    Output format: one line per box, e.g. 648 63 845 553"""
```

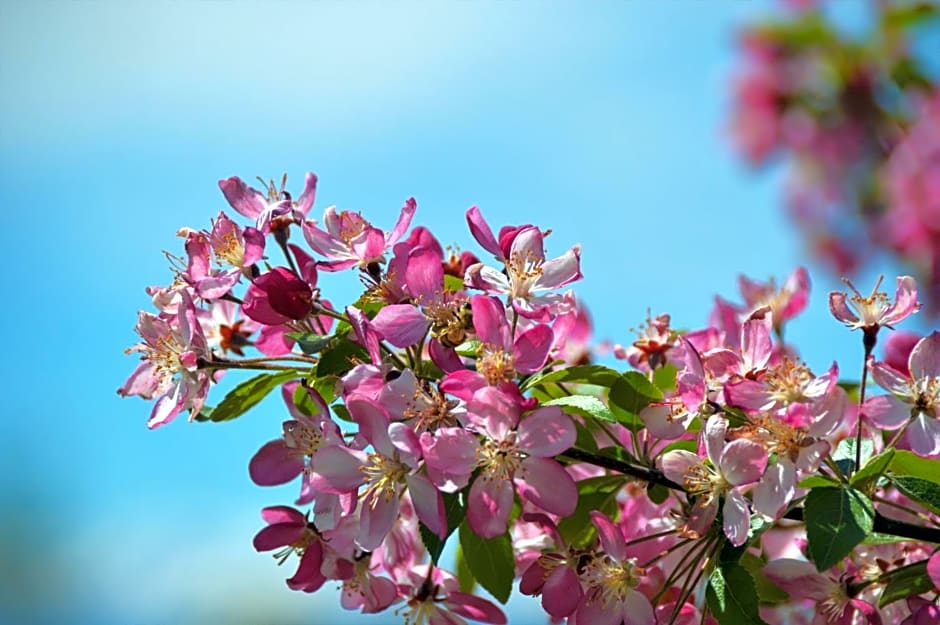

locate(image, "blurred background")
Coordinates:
1 1 936 624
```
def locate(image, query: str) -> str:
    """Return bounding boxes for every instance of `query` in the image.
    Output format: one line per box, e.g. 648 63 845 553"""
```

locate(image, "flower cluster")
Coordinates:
730 1 940 310
122 171 940 624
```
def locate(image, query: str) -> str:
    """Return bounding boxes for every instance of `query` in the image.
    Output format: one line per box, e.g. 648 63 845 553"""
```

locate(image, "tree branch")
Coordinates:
563 446 940 545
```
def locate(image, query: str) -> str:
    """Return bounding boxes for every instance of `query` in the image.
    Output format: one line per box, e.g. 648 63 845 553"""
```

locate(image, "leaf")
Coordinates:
458 521 514 604
315 339 369 377
573 420 599 453
652 363 678 392
739 552 788 605
888 450 940 484
454 339 482 358
608 372 662 431
193 405 214 422
882 2 938 30
705 562 769 625
798 476 839 489
850 449 895 491
292 384 322 417
805 487 874 571
455 543 475 594
443 274 465 292
311 375 339 404
557 475 626 548
209 370 298 422
332 403 353 423
284 332 334 355
521 365 621 391
647 483 670 505
420 491 465 564
878 561 935 607
544 395 616 424
832 438 873 475
893 476 940 515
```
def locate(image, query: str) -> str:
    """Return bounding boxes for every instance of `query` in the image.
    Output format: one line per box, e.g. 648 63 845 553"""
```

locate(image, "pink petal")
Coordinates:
829 292 860 325
467 476 513 538
882 275 920 327
346 306 382 366
719 439 767 486
218 176 266 219
660 450 699 485
763 559 833 600
535 245 582 291
574 598 621 625
513 324 554 373
371 304 429 348
704 416 729 467
465 206 503 259
909 332 940 380
741 317 772 372
517 406 576 457
871 362 913 397
622 589 655 625
420 428 479 492
253 523 307 551
260 505 305 525
470 295 510 347
928 551 940 591
464 263 511 294
864 394 911 429
295 172 318 216
640 404 689 440
407 473 447 538
752 461 796 520
446 591 508 625
468 386 520 440
386 197 416 245
405 245 444 300
118 362 160 398
287 541 326 592
310 446 366 493
908 414 940 456
590 511 626 561
249 439 304 486
722 490 751 546
541 565 582 618
516 456 577 517
779 267 810 321
358 493 399 551
302 221 349 261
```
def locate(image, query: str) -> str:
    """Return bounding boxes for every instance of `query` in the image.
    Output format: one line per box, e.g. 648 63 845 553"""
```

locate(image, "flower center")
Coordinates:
402 384 461 431
336 211 368 243
476 435 523 480
766 358 814 404
581 554 644 607
477 343 516 385
507 248 544 298
682 462 728 505
283 421 326 456
212 229 245 267
361 453 408 505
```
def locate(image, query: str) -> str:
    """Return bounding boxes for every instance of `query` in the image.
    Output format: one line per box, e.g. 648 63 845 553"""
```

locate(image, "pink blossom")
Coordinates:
464 208 581 321
243 267 314 325
829 275 920 336
176 228 242 300
462 386 576 538
867 331 940 456
302 199 416 271
119 291 212 428
398 565 507 625
661 416 767 545
253 505 328 593
763 559 883 625
219 172 318 233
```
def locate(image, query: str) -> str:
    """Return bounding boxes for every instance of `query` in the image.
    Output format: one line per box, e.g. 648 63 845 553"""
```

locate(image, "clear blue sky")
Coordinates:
0 2 923 624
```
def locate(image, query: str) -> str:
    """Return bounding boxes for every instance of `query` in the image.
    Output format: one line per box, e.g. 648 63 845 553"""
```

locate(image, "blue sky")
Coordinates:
0 2 927 624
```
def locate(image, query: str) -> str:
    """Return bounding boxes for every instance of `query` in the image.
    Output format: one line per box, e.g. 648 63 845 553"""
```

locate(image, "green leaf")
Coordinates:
573 420 599 453
850 449 895 491
647 483 670 505
193 405 214 422
455 544 475 594
805 487 874 571
739 552 788 605
608 372 662 431
558 475 626 548
882 2 938 30
454 339 482 358
311 375 339 404
893 476 940 515
292 384 323 417
879 561 935 607
458 521 514 604
521 365 621 391
544 395 616 424
652 363 678 392
209 370 299 422
443 274 465 292
332 403 353 423
888 450 940 484
315 339 369 378
798 476 839 489
832 438 873 475
705 563 769 625
284 332 334 355
420 492 465 564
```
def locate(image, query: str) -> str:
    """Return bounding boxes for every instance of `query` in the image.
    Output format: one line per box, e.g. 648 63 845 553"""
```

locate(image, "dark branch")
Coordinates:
564 446 940 545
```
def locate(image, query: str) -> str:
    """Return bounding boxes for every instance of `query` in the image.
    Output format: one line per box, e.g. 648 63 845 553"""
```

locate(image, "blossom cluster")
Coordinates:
122 171 940 625
730 0 940 310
